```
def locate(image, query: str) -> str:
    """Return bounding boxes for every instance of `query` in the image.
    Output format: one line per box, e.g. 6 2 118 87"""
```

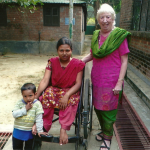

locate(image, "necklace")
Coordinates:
59 58 72 68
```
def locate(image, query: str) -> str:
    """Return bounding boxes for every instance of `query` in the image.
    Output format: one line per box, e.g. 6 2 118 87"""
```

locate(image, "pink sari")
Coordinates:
39 57 85 131
39 57 85 109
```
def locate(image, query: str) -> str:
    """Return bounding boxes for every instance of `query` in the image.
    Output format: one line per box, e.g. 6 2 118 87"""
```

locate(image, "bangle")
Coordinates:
118 78 124 81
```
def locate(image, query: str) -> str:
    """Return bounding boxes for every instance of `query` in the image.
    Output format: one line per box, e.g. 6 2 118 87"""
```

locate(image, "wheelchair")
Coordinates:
32 72 93 150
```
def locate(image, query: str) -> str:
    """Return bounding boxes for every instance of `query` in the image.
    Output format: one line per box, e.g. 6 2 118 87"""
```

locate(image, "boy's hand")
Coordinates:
32 124 37 135
38 132 49 137
26 102 33 110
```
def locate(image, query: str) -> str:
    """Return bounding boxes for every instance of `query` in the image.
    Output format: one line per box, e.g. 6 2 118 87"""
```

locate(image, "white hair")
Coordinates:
97 3 116 25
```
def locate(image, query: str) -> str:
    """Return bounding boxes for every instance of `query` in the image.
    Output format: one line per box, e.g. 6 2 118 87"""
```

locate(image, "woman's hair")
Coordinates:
97 3 116 25
56 37 72 50
21 83 36 94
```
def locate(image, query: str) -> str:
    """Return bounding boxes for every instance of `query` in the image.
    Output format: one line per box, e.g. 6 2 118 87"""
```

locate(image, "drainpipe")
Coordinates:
38 31 41 54
69 0 73 41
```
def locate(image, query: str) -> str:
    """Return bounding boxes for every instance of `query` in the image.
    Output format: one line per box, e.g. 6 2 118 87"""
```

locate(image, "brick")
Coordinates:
0 5 82 42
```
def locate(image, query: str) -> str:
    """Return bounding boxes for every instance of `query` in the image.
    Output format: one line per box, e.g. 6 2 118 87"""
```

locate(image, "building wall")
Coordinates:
120 0 150 79
129 33 150 79
120 0 133 30
0 4 85 55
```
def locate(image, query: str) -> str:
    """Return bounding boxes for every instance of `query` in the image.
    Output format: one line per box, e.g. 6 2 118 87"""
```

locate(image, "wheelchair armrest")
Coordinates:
40 134 53 142
68 136 80 143
34 134 82 144
52 136 80 143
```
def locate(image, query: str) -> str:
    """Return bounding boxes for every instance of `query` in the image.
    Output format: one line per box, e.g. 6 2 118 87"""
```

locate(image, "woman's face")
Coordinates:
98 12 114 33
57 44 72 62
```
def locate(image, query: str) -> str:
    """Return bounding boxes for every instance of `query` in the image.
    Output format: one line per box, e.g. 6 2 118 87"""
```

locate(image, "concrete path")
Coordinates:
1 35 150 150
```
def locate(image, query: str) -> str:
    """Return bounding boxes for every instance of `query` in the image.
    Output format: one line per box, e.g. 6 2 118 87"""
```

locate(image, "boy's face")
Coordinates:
22 90 36 103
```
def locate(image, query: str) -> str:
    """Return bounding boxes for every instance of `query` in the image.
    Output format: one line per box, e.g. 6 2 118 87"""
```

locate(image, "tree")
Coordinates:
0 0 43 12
93 0 100 29
81 0 121 28
82 0 121 13
99 0 121 14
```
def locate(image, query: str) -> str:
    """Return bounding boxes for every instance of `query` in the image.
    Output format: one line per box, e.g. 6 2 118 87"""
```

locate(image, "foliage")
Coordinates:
82 0 96 6
0 0 43 12
81 0 121 14
87 5 94 11
87 17 95 25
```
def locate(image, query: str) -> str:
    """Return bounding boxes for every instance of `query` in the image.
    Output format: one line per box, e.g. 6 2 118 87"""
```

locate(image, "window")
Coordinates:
43 5 60 26
0 5 7 26
131 0 150 31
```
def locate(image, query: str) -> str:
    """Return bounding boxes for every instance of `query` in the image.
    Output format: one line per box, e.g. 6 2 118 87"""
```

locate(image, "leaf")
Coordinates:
30 10 34 13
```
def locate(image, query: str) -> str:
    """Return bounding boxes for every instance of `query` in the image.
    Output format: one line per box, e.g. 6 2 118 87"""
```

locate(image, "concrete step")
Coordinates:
126 63 150 109
124 63 150 132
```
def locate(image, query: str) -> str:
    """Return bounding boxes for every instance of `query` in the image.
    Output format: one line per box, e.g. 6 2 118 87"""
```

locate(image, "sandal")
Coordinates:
95 132 103 141
100 139 111 150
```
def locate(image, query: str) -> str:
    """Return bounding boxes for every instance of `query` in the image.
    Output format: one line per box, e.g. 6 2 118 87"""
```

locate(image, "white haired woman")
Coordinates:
82 3 131 150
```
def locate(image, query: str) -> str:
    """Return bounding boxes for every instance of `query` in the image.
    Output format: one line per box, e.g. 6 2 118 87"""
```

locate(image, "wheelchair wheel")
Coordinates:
83 79 89 139
75 115 81 150
89 84 93 132
83 79 93 139
75 140 79 150
32 141 41 150
33 144 41 150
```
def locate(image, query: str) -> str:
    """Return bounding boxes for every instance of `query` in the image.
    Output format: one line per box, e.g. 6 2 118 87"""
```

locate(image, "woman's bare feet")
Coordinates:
59 128 68 145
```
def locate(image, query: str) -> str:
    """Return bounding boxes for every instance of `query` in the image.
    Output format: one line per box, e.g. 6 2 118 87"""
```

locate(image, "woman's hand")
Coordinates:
113 80 123 95
58 71 83 110
81 52 93 63
113 54 128 95
59 94 69 110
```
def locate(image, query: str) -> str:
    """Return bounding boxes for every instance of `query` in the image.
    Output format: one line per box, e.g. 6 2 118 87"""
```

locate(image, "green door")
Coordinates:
85 26 95 35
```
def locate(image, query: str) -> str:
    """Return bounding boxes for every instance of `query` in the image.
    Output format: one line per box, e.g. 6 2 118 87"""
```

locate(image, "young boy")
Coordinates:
12 83 47 150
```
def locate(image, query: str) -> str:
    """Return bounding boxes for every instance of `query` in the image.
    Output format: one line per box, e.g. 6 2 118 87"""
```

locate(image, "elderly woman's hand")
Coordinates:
113 80 123 95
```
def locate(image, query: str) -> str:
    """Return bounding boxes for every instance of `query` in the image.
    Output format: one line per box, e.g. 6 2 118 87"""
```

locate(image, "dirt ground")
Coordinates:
0 53 86 125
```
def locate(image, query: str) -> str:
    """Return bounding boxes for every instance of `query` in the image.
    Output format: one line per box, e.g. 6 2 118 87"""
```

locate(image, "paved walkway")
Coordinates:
1 35 150 150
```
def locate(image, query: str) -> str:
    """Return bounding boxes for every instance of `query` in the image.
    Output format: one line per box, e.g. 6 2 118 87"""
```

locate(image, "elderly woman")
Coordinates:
82 3 131 150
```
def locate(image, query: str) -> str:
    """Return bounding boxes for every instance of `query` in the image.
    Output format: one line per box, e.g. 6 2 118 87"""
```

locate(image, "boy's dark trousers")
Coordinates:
13 136 33 150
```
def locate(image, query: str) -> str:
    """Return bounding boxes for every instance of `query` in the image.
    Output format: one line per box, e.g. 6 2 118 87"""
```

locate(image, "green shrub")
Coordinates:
87 18 95 25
